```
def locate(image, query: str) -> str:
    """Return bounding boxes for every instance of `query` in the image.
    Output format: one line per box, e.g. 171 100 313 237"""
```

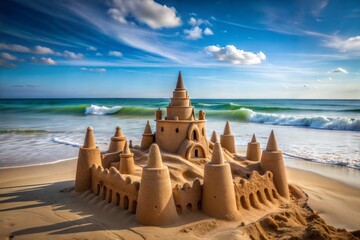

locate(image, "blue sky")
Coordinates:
0 0 359 99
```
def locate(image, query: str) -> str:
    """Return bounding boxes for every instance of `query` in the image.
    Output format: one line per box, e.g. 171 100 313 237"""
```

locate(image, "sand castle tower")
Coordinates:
246 134 261 161
140 120 154 150
119 141 135 174
75 127 102 192
202 132 238 220
155 72 209 159
136 144 178 225
210 131 217 143
220 121 236 154
260 130 289 199
108 126 126 153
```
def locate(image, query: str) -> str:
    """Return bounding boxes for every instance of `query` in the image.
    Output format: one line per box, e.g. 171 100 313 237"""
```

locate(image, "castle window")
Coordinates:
175 128 179 133
161 127 164 132
195 149 198 157
193 130 197 141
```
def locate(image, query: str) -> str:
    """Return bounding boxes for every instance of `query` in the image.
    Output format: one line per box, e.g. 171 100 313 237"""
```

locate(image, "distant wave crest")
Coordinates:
85 105 123 115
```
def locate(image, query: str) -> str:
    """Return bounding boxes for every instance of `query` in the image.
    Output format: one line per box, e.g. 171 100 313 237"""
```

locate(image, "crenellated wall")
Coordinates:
172 178 202 214
234 171 283 211
90 165 140 213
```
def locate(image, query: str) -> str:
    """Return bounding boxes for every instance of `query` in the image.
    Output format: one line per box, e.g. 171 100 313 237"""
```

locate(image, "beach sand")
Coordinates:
0 158 359 239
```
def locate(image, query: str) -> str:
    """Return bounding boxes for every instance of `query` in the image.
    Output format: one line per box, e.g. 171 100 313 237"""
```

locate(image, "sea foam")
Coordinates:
85 105 122 115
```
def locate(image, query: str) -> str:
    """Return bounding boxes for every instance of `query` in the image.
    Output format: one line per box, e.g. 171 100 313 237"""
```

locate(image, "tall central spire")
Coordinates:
176 71 185 90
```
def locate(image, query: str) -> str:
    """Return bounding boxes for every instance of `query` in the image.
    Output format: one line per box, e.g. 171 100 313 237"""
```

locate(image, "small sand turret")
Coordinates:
75 127 102 192
210 131 217 143
140 120 154 150
108 126 126 153
246 134 261 161
220 121 236 154
156 108 162 120
136 144 178 225
119 141 135 174
260 130 289 199
198 110 205 120
202 132 238 220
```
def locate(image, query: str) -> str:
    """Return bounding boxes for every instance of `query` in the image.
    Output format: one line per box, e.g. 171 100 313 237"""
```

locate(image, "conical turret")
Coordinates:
176 71 185 89
83 127 96 148
75 127 102 192
210 131 218 143
260 131 289 199
246 134 261 161
136 144 178 225
108 126 126 153
141 120 154 150
220 121 237 154
202 138 238 220
266 130 278 151
119 141 135 174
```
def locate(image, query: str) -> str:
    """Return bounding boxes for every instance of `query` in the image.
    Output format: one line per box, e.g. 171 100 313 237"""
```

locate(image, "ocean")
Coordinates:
0 98 359 173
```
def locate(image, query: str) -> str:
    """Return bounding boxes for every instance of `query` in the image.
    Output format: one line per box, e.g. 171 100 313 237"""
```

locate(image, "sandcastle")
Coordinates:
75 72 290 226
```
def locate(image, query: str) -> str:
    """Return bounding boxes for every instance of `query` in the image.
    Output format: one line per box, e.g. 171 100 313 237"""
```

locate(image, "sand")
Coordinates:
0 158 359 240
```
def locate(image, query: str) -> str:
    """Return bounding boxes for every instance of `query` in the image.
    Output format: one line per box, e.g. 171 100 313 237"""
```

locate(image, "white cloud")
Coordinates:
87 46 97 51
0 59 16 68
34 45 56 55
63 50 83 59
329 67 348 74
31 57 56 65
1 52 17 61
281 84 289 89
204 45 266 65
80 67 106 72
188 17 209 26
109 50 123 57
184 26 203 40
95 52 103 56
203 27 213 36
0 43 30 53
326 36 360 52
108 0 181 29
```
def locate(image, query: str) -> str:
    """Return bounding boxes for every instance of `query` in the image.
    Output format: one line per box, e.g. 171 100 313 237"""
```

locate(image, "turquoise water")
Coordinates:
0 98 359 169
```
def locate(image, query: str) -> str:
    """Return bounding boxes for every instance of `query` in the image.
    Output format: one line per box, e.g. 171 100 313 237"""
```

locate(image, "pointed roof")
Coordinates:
223 121 233 135
251 134 257 143
83 127 96 148
176 71 185 89
147 144 163 168
122 141 131 155
143 120 152 134
113 126 124 137
211 142 225 164
210 131 218 143
266 130 279 152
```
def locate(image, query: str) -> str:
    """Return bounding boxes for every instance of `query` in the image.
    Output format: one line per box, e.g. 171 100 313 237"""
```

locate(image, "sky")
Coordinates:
0 0 359 99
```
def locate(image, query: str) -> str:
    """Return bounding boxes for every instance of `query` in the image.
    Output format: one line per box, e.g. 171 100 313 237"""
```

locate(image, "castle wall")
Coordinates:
234 171 283 212
172 179 202 214
155 120 208 154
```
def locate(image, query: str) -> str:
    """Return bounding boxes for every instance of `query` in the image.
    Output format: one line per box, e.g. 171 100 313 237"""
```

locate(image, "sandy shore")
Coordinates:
0 158 359 239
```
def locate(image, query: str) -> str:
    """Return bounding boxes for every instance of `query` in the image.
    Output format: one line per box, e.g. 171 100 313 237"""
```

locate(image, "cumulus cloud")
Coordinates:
329 67 348 74
203 27 213 36
87 46 97 51
281 85 289 89
0 43 30 53
188 17 209 26
34 46 56 55
109 50 123 57
204 45 266 65
63 50 83 59
80 67 106 72
184 26 203 40
326 36 360 52
0 59 16 68
184 17 213 40
1 52 17 61
31 57 56 65
108 0 181 29
95 52 103 56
